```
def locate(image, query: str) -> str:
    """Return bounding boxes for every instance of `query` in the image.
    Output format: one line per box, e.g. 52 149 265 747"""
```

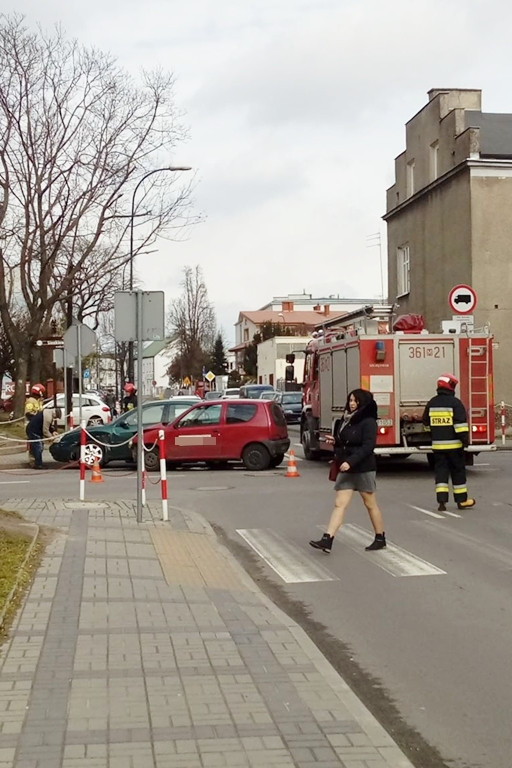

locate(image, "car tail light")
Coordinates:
378 427 389 435
472 425 487 433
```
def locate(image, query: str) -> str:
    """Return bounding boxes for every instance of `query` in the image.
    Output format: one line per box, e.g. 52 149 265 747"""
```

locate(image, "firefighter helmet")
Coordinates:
437 373 458 391
123 382 136 393
30 383 46 397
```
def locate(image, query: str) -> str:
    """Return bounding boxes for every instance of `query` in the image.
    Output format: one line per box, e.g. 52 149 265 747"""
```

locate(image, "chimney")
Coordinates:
313 304 321 311
324 305 330 315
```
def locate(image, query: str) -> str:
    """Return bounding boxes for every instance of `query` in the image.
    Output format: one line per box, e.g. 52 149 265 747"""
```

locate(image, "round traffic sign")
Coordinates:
448 284 477 315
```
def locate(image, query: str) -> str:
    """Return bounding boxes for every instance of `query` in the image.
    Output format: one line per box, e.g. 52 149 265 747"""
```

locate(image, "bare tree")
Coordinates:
0 15 196 413
167 265 216 381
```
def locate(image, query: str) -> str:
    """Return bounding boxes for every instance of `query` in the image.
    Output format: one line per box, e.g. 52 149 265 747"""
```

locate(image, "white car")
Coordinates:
221 388 241 399
43 393 112 428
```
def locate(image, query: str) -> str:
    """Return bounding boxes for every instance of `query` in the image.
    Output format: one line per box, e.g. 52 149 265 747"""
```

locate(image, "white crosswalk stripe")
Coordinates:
339 524 447 577
408 504 462 519
236 528 338 583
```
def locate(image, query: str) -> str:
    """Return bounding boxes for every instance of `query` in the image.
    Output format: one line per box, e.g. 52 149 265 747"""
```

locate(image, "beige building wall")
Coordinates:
385 88 512 402
470 170 512 399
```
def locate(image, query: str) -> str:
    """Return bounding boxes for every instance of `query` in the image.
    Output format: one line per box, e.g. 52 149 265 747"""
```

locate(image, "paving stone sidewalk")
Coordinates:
0 498 414 768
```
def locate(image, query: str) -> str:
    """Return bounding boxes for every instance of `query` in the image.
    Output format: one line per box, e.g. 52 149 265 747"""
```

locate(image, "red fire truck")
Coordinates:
300 305 495 465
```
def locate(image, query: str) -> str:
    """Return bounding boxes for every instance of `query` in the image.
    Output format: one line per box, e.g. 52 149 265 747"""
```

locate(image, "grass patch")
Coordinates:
0 529 32 607
0 418 26 441
0 509 48 639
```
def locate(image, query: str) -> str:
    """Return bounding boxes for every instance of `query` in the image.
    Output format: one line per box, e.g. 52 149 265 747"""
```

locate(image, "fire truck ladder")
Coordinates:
467 337 490 440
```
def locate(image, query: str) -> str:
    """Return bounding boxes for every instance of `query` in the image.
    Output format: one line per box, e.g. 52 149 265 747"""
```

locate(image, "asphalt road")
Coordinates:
1 432 511 768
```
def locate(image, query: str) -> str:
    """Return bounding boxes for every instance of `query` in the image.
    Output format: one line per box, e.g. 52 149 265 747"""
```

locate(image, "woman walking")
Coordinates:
309 388 386 554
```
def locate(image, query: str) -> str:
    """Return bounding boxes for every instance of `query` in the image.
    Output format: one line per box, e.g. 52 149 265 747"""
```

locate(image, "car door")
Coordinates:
165 403 225 462
109 402 168 460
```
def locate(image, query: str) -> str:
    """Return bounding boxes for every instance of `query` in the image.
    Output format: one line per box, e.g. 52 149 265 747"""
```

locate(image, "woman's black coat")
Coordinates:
333 401 378 473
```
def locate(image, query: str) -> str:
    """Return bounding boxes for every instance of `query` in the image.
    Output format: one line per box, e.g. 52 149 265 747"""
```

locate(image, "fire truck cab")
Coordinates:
300 305 495 463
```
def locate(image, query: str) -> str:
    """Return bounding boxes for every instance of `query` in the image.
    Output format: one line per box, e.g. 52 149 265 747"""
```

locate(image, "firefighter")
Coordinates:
25 383 46 421
422 373 476 511
121 382 137 412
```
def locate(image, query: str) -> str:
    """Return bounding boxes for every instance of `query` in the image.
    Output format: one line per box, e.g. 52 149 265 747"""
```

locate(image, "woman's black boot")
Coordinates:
309 533 333 553
365 532 386 551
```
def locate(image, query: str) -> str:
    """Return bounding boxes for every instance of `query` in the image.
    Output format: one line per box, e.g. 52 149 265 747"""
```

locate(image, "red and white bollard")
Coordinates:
141 467 147 507
501 401 506 446
159 429 168 521
79 421 86 500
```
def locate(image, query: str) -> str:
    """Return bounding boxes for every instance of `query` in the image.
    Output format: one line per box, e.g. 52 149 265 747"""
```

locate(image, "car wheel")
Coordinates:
83 443 104 466
269 454 285 468
242 443 271 471
301 424 321 460
143 447 160 472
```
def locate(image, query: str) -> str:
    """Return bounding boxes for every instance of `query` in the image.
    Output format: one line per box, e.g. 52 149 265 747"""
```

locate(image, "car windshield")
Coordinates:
281 393 302 404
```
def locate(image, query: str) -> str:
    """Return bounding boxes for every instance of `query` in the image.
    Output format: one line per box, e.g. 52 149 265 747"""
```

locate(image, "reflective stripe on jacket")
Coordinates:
422 390 469 451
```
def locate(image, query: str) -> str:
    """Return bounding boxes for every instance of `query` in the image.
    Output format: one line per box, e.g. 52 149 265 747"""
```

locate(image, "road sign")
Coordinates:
36 337 64 347
205 371 215 383
83 369 90 379
182 376 191 387
448 284 477 315
114 291 165 342
63 324 96 358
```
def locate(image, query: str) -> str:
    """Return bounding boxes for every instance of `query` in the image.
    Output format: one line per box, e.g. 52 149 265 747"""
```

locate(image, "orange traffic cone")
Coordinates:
90 458 104 483
285 449 300 478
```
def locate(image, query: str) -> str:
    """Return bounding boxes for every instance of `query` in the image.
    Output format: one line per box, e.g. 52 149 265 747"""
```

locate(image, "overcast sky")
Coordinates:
4 0 512 343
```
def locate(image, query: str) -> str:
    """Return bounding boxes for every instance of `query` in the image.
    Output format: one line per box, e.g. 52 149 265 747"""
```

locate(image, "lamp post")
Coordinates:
127 165 191 381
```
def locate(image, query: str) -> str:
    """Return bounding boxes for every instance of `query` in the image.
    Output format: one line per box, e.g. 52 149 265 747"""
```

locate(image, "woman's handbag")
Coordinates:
328 459 340 481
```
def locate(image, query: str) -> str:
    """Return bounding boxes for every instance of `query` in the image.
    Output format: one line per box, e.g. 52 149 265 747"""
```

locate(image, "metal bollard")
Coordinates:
159 429 168 522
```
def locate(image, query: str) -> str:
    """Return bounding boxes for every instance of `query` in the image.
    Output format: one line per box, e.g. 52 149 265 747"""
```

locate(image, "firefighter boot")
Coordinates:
365 532 386 551
438 502 447 512
457 498 476 510
309 533 334 553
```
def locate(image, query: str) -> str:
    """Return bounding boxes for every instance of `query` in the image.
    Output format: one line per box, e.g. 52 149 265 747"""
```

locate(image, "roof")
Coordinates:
141 339 174 358
237 310 345 325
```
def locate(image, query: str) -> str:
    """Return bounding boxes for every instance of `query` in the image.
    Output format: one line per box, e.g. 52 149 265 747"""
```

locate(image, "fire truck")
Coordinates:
300 305 495 465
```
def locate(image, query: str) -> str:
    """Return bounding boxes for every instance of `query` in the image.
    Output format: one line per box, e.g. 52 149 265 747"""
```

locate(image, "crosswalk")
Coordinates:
408 504 462 519
237 525 446 582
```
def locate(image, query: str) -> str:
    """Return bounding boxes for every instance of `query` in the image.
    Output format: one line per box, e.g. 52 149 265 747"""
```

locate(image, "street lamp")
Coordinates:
127 165 192 381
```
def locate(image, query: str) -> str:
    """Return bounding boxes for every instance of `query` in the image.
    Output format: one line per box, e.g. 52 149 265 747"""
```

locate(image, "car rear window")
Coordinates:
226 403 257 424
281 393 302 404
269 402 287 427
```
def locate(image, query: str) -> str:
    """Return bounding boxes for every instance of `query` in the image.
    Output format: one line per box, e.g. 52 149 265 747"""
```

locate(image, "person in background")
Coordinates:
26 407 61 469
25 383 46 421
122 382 137 412
104 387 117 417
309 388 386 554
422 373 476 511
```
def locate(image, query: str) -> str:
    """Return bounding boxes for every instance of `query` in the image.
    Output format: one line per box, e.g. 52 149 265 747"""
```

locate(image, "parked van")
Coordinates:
238 384 275 399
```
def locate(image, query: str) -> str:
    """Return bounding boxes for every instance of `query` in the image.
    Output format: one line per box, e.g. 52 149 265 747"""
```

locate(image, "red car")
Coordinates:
133 398 290 471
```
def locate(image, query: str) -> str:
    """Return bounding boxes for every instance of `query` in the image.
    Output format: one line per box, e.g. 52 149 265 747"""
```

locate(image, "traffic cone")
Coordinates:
90 458 104 483
285 449 300 478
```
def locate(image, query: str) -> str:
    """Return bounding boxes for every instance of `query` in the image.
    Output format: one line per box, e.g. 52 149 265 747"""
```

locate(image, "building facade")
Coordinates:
384 88 512 400
256 336 310 388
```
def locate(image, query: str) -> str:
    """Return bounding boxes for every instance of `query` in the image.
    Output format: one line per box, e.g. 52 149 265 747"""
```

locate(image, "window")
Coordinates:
430 141 439 181
226 403 257 424
406 160 415 197
179 404 222 427
243 328 249 342
397 245 410 296
141 403 165 425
